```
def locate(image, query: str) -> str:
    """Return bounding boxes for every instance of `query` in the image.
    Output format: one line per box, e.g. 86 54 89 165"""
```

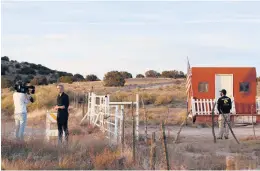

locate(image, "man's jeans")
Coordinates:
218 113 230 138
14 113 27 141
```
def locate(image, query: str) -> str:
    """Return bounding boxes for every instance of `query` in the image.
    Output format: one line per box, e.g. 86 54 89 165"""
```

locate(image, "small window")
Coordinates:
198 82 208 92
239 82 250 92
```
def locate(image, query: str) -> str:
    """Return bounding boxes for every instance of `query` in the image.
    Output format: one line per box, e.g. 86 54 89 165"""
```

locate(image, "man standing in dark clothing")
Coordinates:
217 89 232 140
54 84 69 144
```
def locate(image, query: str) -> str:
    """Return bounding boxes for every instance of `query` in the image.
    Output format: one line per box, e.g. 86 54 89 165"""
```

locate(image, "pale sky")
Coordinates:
1 1 260 79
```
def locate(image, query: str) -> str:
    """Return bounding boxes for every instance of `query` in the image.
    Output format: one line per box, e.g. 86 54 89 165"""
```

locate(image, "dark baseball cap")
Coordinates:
219 89 227 94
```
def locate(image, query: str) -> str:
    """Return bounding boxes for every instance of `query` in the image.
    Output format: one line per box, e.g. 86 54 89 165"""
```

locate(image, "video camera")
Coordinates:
14 81 35 95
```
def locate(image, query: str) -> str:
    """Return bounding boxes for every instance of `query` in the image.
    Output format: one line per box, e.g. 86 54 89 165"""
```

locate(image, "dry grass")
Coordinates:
1 78 186 120
91 148 120 169
125 78 177 85
1 94 14 116
1 137 137 170
138 107 186 125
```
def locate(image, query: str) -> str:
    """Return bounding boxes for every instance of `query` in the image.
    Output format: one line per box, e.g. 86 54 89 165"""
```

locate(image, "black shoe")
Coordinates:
217 137 222 139
224 136 229 139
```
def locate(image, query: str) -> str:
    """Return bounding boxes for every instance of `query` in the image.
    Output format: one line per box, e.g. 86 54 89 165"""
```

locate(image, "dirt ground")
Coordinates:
2 114 260 169
2 79 260 169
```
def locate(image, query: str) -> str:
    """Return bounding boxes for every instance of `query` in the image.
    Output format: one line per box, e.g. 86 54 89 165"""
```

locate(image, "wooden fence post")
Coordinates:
121 108 125 154
82 94 86 117
150 132 156 170
166 108 170 138
141 97 148 143
161 121 170 170
132 101 136 163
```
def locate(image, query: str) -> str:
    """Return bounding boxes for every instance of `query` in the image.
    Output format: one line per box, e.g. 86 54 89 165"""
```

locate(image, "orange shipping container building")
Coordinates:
187 67 260 123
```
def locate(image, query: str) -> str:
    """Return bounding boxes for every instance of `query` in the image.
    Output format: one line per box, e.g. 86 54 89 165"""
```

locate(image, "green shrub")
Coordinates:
1 65 9 75
57 71 73 77
120 71 132 79
178 71 185 78
136 74 145 78
73 74 85 82
38 69 51 75
29 63 38 69
145 70 160 78
86 74 99 81
103 71 125 87
161 70 185 78
161 70 177 78
15 64 21 69
1 56 9 61
20 67 36 75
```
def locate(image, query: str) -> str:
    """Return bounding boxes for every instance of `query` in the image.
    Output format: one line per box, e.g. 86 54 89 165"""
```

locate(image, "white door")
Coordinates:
215 74 233 99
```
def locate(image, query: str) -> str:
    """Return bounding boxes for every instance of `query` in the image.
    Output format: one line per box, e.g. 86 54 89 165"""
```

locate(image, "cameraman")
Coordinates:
13 81 34 141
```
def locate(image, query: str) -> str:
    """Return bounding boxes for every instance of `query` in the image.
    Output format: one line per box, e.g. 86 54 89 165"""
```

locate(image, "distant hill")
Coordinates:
1 56 73 87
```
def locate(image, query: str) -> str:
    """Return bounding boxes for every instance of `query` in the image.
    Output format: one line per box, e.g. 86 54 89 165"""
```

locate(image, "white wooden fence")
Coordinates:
81 92 139 143
191 97 236 116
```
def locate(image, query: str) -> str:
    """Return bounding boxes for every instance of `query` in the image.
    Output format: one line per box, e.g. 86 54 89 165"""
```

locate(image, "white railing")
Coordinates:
81 92 139 143
257 97 260 114
191 97 236 116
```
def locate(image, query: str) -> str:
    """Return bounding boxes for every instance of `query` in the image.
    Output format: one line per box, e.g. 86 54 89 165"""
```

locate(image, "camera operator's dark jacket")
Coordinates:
57 92 69 123
217 95 232 114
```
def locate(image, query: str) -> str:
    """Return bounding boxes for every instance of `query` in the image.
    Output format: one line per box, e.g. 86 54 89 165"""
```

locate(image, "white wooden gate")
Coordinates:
191 97 236 116
81 92 139 143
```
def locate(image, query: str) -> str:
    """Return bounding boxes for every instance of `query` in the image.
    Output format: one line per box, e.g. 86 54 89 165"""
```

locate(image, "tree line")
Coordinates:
1 56 186 88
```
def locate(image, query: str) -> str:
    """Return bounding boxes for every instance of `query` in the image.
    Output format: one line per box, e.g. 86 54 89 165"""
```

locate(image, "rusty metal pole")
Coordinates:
211 102 217 143
141 97 148 143
121 108 125 154
161 121 170 170
82 94 86 117
150 132 156 170
132 101 136 163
